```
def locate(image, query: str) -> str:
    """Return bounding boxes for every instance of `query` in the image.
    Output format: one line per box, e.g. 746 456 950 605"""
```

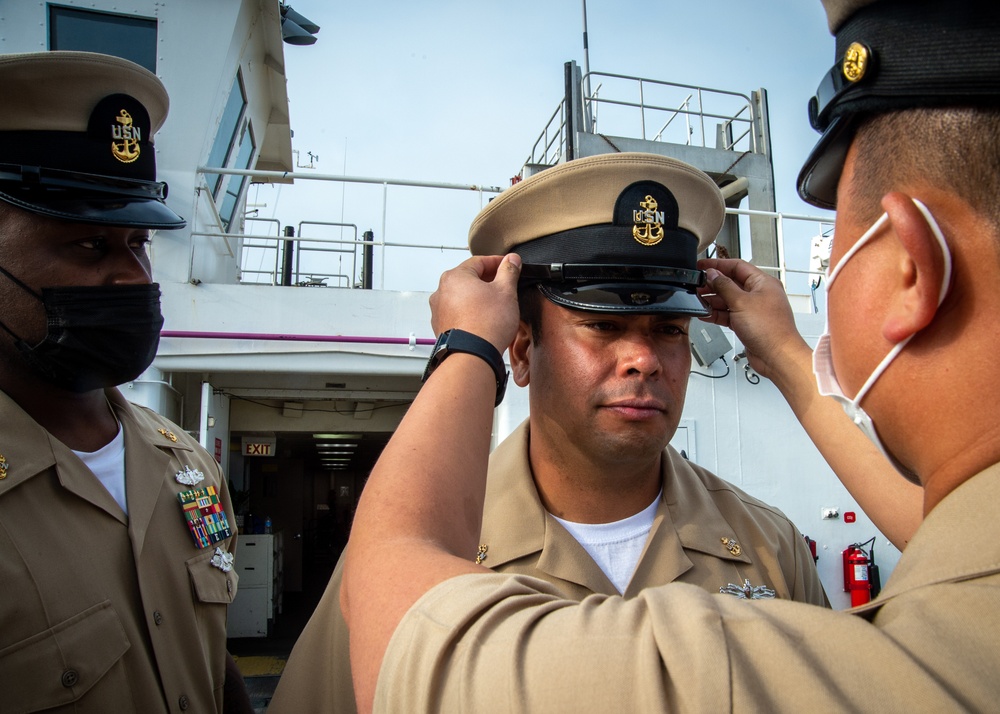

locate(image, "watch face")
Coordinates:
421 330 452 384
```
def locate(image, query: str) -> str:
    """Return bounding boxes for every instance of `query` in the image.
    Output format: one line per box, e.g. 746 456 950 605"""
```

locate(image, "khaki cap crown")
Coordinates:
469 152 724 256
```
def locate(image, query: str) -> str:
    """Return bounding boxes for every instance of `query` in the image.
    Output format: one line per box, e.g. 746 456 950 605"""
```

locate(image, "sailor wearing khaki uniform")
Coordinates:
480 422 826 604
338 0 1000 710
0 390 238 713
274 150 826 711
343 0 1000 712
0 52 245 712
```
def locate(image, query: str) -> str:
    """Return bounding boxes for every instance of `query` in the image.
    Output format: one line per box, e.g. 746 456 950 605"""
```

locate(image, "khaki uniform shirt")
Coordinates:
270 421 826 713
0 389 238 714
378 462 1000 711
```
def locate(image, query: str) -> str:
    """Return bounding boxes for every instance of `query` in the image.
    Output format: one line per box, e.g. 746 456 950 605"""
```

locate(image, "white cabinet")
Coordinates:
227 533 282 638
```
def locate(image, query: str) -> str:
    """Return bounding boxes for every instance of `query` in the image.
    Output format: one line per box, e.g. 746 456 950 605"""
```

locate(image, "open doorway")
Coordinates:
226 430 391 650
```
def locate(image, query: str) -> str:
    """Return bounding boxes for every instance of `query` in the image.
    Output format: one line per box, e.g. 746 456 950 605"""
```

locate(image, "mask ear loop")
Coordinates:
0 262 45 345
0 262 43 300
844 199 954 407
826 212 889 287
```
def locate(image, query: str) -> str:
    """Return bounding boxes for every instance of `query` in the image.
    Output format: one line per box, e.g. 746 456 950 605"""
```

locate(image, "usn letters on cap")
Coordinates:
87 94 154 177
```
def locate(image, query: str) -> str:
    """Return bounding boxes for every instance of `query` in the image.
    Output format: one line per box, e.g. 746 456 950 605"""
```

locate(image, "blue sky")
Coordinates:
251 1 836 291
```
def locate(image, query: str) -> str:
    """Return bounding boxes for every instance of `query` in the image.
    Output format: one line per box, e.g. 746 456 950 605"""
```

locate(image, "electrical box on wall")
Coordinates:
690 323 732 367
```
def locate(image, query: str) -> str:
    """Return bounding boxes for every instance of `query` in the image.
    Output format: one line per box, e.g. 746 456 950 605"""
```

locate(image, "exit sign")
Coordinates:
242 436 276 457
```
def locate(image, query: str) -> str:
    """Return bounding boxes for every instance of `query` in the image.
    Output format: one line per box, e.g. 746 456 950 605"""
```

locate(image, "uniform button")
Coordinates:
153 610 163 625
179 694 189 710
61 669 79 687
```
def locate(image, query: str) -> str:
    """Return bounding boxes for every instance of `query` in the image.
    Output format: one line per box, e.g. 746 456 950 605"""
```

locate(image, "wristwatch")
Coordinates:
421 329 509 407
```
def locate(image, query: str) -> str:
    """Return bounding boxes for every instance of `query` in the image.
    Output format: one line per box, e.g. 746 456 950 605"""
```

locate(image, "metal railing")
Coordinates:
193 166 833 306
194 167 504 290
237 219 361 287
526 72 757 168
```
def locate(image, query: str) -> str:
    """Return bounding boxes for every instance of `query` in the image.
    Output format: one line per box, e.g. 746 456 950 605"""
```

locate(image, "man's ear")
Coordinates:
881 192 949 343
509 321 533 388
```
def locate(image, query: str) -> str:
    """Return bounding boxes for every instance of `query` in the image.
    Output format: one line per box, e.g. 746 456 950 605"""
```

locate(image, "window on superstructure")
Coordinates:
48 5 157 73
217 118 256 231
206 72 249 201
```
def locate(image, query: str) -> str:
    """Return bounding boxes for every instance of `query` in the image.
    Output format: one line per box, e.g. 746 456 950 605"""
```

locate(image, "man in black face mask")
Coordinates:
0 52 251 713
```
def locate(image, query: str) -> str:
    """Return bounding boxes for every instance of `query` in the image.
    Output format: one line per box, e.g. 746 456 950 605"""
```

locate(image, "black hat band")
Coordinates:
0 130 156 182
512 224 699 270
520 263 704 290
810 0 1000 132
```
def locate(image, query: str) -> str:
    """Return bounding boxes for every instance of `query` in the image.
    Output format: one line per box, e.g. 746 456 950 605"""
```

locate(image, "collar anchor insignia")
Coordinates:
720 579 776 600
175 465 205 486
0 453 7 480
721 536 742 557
475 544 488 565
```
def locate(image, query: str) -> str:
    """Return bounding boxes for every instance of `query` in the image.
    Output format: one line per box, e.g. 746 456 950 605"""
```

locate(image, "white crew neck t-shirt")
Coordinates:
73 424 127 514
551 491 660 594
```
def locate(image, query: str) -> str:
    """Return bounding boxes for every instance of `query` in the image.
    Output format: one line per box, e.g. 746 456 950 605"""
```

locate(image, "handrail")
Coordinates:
525 70 757 166
197 167 504 194
194 167 502 290
190 174 834 303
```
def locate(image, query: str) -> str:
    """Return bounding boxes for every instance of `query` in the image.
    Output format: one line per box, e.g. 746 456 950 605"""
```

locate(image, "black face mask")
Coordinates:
0 264 163 392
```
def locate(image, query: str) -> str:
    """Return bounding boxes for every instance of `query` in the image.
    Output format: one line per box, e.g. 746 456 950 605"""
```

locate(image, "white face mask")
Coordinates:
813 199 952 483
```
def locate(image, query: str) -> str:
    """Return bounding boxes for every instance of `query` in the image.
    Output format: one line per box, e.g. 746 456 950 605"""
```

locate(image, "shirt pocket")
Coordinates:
187 548 239 604
0 600 131 713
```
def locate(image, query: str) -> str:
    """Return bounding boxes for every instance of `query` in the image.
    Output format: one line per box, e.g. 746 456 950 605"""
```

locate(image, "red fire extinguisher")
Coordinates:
843 537 881 607
843 545 871 606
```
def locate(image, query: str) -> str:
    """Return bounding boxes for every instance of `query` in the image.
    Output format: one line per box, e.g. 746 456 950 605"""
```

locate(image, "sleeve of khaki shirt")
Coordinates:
375 573 981 712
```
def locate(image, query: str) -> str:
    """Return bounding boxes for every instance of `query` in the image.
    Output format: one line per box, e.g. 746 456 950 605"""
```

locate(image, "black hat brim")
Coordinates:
796 114 858 211
0 187 185 229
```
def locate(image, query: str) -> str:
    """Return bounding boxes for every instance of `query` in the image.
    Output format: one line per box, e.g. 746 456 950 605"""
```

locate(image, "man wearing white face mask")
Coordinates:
337 0 1000 710
699 202 955 550
812 200 952 481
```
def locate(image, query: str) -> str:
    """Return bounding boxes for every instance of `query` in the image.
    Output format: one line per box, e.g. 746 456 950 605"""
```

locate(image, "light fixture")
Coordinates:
281 4 320 46
282 5 320 33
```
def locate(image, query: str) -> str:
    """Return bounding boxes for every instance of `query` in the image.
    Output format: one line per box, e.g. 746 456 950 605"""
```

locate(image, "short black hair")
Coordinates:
850 107 1000 228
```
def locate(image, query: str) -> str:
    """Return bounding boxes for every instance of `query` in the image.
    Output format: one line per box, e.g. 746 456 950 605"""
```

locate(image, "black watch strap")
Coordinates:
421 329 509 407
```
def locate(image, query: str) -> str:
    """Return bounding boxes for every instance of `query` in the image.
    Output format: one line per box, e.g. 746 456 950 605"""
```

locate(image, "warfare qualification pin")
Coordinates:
720 579 775 600
175 465 205 486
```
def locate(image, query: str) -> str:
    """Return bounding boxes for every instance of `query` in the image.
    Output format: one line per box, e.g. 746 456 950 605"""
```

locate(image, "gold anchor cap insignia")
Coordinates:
0 453 7 480
632 195 665 246
157 428 178 442
842 42 870 83
111 108 141 164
